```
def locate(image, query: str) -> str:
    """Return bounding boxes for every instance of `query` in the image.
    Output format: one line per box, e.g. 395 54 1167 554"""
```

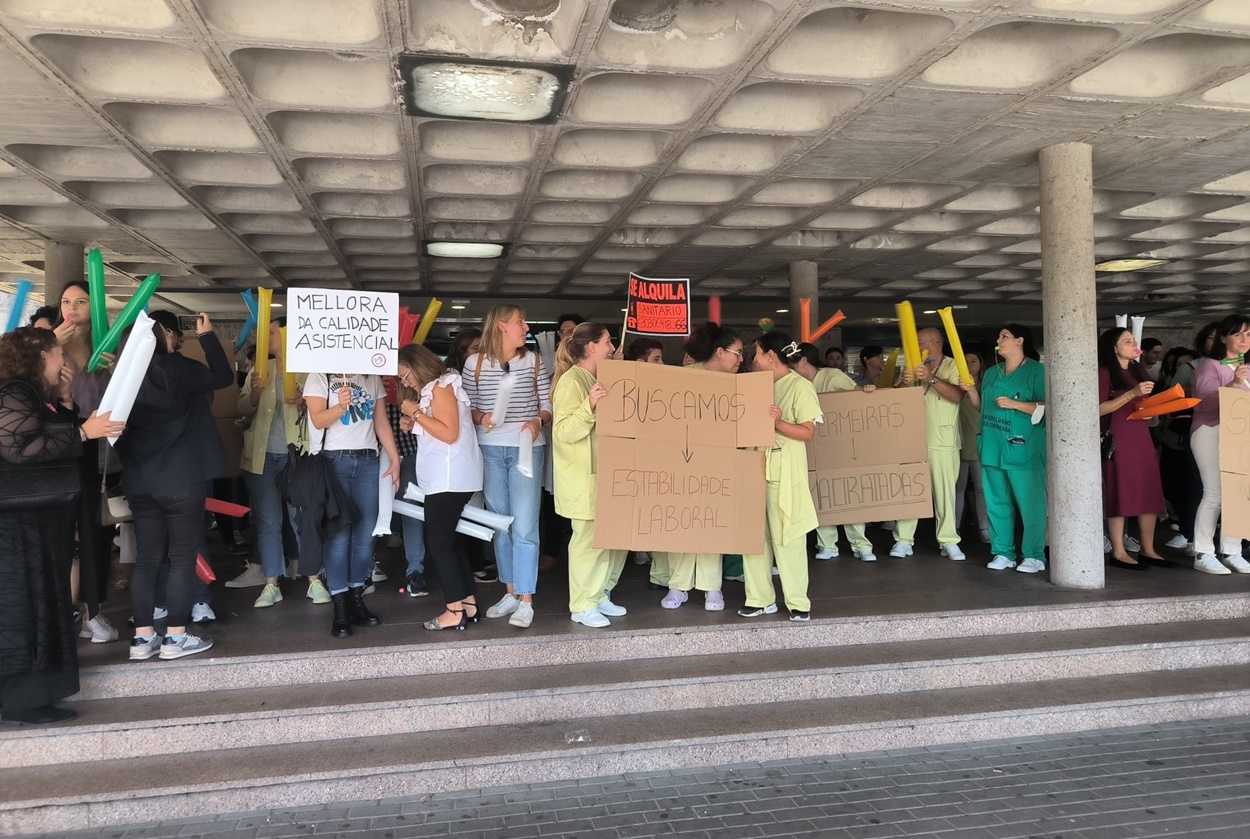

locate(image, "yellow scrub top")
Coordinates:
766 371 822 545
552 365 598 521
916 356 963 451
812 367 857 395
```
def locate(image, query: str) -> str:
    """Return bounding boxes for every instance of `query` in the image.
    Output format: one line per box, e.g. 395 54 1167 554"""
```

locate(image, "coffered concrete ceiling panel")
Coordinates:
570 73 715 126
922 22 1118 91
595 0 777 70
409 0 587 62
66 181 188 209
1069 35 1250 99
154 151 283 186
419 121 540 164
232 49 393 110
766 8 955 80
648 174 752 204
294 158 406 192
196 0 382 46
32 36 224 101
424 198 517 222
328 218 413 239
551 129 669 169
8 144 151 180
102 104 260 151
713 83 865 134
539 169 644 199
530 201 621 223
313 192 410 218
1028 0 1186 17
424 165 528 197
676 134 800 174
0 0 178 31
267 112 401 157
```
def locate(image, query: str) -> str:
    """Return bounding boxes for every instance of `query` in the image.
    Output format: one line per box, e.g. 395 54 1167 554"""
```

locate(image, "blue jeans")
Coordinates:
245 451 300 580
398 452 424 576
481 444 544 597
323 451 380 595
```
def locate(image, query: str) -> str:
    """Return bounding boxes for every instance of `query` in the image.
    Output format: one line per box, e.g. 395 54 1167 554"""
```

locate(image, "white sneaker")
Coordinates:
704 591 725 611
941 544 966 562
855 549 877 562
508 601 535 628
571 609 610 628
771 566 780 576
814 546 838 560
224 563 265 588
1124 535 1141 552
1016 558 1046 574
79 614 118 644
1195 553 1232 575
598 598 627 617
987 555 1017 570
159 632 213 660
661 589 688 609
889 541 913 558
371 562 388 582
1165 533 1189 550
1103 536 1112 554
191 602 215 623
486 593 521 618
1220 554 1250 574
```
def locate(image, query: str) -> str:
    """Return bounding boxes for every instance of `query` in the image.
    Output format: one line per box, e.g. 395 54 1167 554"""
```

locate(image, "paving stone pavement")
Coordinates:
31 716 1250 839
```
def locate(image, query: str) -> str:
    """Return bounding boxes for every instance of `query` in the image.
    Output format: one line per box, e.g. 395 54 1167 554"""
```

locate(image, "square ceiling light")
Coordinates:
398 54 572 123
426 241 508 259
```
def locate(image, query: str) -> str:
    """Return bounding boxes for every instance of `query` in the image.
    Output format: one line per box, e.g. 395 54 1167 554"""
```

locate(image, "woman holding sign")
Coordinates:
741 332 822 622
463 305 553 631
305 369 401 638
1189 313 1250 575
552 322 627 628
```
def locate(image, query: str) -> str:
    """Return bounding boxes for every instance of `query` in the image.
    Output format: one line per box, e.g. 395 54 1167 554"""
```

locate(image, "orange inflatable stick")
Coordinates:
1127 398 1201 421
1136 383 1184 411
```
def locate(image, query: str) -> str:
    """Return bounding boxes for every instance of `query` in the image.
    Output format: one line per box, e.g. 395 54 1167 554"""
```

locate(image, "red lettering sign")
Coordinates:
625 273 690 336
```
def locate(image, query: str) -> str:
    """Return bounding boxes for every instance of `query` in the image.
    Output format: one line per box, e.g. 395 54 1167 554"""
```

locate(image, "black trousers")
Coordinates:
130 483 206 629
423 491 477 605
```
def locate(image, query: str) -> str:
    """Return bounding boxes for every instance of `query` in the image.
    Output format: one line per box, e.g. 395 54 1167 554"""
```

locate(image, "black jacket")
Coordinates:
117 333 234 498
276 444 358 577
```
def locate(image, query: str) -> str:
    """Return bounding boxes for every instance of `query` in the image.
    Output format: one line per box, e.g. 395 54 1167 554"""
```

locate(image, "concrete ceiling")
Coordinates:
0 0 1248 327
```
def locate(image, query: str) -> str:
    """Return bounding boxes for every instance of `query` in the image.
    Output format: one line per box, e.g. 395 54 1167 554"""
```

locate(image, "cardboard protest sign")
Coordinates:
1219 388 1250 540
593 359 772 555
286 289 399 375
625 273 690 336
806 387 933 526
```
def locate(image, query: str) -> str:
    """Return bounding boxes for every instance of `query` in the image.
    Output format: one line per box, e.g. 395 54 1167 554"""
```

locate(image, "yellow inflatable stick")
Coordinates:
412 298 441 345
938 307 972 386
254 287 273 388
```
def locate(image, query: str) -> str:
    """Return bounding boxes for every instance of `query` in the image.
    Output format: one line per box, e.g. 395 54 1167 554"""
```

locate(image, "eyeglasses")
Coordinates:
724 347 743 357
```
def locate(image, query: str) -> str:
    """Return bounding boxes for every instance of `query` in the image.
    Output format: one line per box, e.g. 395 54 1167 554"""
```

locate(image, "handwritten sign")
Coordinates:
1220 388 1250 541
593 359 772 554
286 288 399 375
626 273 690 337
806 387 933 526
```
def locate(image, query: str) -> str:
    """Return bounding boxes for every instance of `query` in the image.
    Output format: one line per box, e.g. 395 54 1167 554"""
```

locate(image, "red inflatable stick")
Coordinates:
1128 398 1201 421
708 295 721 326
1136 383 1184 411
398 308 420 345
799 297 846 343
205 498 250 517
196 553 216 584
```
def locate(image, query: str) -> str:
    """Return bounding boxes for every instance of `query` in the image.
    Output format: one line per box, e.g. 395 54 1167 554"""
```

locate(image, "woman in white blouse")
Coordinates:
461 305 552 630
398 345 485 631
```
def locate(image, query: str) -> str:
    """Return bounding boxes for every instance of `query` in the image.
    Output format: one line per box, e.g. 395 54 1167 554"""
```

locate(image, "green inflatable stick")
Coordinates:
87 248 108 349
88 273 161 372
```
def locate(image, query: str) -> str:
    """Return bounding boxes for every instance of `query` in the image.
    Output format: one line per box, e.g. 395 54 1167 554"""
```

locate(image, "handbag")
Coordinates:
99 443 133 525
0 382 82 512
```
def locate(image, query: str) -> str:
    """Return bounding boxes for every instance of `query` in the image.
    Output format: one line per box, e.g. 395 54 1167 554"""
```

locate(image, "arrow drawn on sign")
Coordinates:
682 424 693 463
851 437 858 461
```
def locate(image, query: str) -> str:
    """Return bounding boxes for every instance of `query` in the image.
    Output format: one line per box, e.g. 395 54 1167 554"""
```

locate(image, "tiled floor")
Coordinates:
78 521 1250 667
31 716 1250 839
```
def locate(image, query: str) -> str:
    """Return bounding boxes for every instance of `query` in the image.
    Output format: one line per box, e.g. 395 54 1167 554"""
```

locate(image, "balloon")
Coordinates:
87 249 108 348
3 278 31 333
88 274 160 372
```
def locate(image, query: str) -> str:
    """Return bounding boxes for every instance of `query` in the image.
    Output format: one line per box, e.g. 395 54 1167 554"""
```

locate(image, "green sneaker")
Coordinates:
254 583 282 608
306 579 331 605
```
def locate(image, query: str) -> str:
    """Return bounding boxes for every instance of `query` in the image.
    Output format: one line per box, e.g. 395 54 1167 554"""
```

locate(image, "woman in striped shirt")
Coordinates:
462 305 553 629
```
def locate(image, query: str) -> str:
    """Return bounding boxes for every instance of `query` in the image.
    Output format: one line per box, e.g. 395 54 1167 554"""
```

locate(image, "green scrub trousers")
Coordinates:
982 465 1047 562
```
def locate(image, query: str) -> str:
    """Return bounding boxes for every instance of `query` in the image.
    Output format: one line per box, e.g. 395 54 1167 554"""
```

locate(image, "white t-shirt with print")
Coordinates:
303 373 384 452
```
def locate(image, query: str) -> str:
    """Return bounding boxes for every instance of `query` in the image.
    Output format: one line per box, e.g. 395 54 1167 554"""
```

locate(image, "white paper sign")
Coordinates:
286 288 400 375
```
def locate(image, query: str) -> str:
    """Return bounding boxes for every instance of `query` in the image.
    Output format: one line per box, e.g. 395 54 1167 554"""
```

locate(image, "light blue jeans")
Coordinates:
244 451 300 580
481 444 545 597
398 452 424 576
323 450 380 595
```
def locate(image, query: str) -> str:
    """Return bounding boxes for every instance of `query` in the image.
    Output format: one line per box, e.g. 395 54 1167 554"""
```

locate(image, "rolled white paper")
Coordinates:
518 428 534 478
488 370 516 431
1130 315 1145 348
95 311 157 446
404 482 513 532
392 499 495 542
373 450 393 537
1115 314 1127 329
536 332 557 385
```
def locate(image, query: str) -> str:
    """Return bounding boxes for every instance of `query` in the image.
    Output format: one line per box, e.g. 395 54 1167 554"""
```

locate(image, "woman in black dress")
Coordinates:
0 327 123 725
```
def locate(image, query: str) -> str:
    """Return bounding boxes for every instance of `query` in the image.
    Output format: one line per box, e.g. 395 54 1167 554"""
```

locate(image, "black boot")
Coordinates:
347 586 381 627
330 592 352 639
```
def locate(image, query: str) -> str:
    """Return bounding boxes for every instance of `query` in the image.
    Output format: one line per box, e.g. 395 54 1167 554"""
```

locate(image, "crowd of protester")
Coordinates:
2 283 1247 726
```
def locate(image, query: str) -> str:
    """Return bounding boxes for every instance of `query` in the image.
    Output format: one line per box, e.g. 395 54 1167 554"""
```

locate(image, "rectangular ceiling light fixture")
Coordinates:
1095 258 1167 272
426 241 507 259
398 54 572 123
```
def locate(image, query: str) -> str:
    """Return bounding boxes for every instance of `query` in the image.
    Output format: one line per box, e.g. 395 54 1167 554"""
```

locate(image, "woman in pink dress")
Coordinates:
1098 327 1168 570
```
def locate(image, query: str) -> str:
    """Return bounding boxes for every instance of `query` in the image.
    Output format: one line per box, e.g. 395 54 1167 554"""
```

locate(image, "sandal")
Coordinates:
463 599 479 624
423 609 466 632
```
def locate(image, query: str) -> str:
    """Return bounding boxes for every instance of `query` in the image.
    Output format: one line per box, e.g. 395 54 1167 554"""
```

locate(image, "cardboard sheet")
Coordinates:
1219 388 1250 541
593 360 771 554
806 387 933 526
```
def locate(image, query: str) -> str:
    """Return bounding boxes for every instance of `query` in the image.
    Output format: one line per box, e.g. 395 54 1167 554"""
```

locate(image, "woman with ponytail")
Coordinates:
551 322 627 628
740 331 822 622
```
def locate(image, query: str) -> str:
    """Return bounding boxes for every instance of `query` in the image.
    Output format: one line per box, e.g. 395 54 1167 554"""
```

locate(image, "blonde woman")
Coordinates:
551 322 627 628
461 305 552 629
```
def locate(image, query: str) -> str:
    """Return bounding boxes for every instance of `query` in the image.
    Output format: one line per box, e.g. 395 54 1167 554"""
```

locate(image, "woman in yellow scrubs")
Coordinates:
551 322 626 628
740 332 823 622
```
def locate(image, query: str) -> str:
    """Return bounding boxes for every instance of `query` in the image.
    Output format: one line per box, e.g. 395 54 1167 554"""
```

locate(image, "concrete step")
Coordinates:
2 619 1246 771
3 665 1247 836
68 592 1250 700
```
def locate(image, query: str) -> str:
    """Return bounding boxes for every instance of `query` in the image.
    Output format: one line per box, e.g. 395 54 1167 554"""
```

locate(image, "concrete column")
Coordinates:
43 241 84 306
788 260 818 340
1039 142 1104 590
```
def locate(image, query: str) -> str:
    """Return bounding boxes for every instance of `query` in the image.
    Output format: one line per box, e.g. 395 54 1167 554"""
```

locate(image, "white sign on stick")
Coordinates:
286 289 399 375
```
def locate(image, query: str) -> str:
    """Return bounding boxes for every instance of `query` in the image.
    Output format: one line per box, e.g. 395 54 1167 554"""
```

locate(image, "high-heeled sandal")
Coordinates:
462 600 479 624
423 609 466 632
